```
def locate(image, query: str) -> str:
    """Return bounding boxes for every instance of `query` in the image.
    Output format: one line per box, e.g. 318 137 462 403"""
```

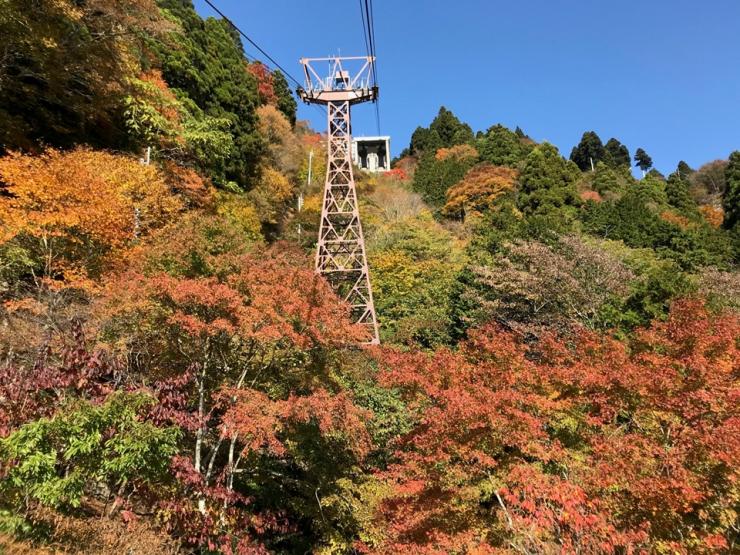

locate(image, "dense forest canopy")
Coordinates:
0 1 738 554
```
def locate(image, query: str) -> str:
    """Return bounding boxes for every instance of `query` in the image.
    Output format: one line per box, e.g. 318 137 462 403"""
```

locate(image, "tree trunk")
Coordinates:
194 348 209 515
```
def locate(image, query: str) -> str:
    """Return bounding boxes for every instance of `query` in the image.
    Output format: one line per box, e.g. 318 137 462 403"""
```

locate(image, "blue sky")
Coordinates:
194 0 740 174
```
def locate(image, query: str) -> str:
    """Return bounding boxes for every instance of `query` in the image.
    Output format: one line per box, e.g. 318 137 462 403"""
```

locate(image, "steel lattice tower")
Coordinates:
297 57 380 344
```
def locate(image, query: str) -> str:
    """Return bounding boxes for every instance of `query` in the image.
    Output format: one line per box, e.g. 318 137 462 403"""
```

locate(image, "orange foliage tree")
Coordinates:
96 245 370 548
161 162 215 209
699 205 724 229
367 299 739 554
443 163 518 218
580 189 603 203
0 148 180 286
435 143 479 162
385 168 410 182
660 210 695 230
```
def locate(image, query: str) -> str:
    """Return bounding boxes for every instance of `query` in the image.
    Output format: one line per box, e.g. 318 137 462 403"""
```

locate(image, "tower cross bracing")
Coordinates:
297 57 380 344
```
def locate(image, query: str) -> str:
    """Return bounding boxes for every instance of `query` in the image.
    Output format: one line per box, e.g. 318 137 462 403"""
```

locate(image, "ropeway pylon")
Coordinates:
297 56 380 344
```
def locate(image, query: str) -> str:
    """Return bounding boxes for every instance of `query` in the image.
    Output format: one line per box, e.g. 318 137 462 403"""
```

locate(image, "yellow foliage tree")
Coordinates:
0 148 181 285
368 213 466 346
368 182 426 224
248 167 294 225
256 104 303 175
256 104 292 145
215 193 263 240
442 163 518 219
283 194 322 248
297 130 327 191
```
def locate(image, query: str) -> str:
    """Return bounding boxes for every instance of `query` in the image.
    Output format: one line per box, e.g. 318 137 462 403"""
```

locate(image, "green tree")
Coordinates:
272 70 297 126
676 160 694 179
582 181 733 270
123 72 234 171
723 151 740 230
583 185 667 246
429 106 473 147
0 392 179 510
517 142 581 230
634 147 653 174
408 106 472 155
620 259 695 327
591 161 635 195
465 197 527 258
155 0 264 188
604 137 630 168
570 131 606 171
477 124 531 167
412 145 478 207
666 164 699 217
409 126 442 156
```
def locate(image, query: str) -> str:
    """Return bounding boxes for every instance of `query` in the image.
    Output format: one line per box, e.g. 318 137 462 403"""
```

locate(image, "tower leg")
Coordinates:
315 101 380 344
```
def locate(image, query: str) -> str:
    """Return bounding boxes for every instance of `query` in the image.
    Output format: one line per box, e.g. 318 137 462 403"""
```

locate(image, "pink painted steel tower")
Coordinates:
297 56 380 344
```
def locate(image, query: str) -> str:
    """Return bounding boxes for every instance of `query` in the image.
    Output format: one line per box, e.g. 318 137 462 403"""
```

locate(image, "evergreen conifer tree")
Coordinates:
409 107 473 156
273 70 297 126
634 148 653 175
723 151 740 230
518 142 581 230
155 0 264 188
570 131 606 171
666 165 699 217
604 138 631 168
478 124 530 167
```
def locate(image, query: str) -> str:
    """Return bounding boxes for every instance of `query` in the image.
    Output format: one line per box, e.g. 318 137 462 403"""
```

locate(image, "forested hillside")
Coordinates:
0 1 738 554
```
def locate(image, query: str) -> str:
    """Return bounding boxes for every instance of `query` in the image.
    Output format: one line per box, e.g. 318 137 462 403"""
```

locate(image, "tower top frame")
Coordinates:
297 56 378 105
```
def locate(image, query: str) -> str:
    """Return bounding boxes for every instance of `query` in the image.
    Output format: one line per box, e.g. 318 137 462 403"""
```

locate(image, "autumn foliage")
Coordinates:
699 205 724 228
443 163 518 218
660 209 694 230
247 62 278 106
367 300 739 553
87 245 371 548
0 148 180 285
2 244 371 552
385 167 410 181
435 143 479 162
580 189 603 203
1 4 739 552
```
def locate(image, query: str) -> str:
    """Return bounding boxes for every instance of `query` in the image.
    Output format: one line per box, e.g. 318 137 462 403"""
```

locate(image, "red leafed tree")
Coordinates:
219 388 371 465
96 244 370 549
385 167 410 181
0 320 117 436
247 62 277 106
367 299 739 554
